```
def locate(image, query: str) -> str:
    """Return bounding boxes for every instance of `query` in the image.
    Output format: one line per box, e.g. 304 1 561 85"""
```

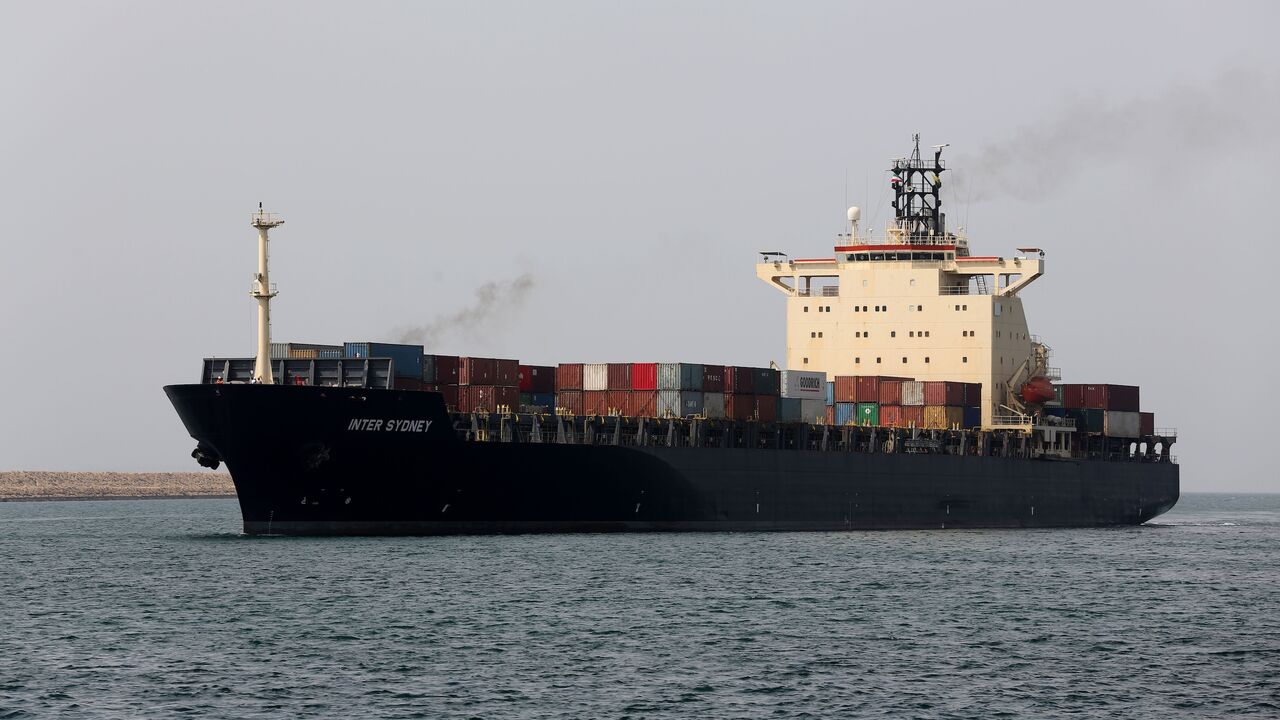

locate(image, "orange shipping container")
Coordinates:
631 390 658 417
583 390 609 415
556 363 584 390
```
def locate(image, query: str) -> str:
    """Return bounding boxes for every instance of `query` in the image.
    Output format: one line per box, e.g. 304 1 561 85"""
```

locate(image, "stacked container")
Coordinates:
343 342 425 379
1058 383 1144 437
454 356 520 412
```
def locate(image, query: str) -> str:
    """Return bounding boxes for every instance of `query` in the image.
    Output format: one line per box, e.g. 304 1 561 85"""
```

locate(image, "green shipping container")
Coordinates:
857 402 879 426
1066 408 1105 433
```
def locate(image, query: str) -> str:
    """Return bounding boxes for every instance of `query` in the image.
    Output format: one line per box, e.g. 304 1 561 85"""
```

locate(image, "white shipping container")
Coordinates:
583 363 609 391
901 381 925 406
799 398 827 423
1104 410 1141 438
781 370 827 399
657 363 681 391
270 342 290 359
702 392 726 419
656 389 682 418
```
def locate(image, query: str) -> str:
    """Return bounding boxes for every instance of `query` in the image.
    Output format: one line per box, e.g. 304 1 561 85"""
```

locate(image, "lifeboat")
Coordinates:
1021 376 1056 404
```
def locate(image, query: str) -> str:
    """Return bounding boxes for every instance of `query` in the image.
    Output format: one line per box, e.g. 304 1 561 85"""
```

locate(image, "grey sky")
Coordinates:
2 1 1277 492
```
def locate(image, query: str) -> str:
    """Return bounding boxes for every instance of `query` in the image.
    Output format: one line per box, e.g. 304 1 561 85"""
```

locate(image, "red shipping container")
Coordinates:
495 358 519 387
902 406 924 427
755 395 778 422
518 365 556 393
631 363 658 391
855 377 880 403
881 405 925 428
583 390 609 415
556 363 584 391
1066 384 1141 411
604 390 630 416
1062 384 1085 409
606 363 632 390
702 365 726 393
834 376 858 402
393 376 423 391
924 381 966 407
724 393 755 420
724 367 756 394
459 357 497 385
964 382 983 407
878 380 904 406
1140 411 1155 436
631 390 658 417
433 355 460 384
557 390 583 415
825 405 835 425
457 385 491 412
880 405 903 427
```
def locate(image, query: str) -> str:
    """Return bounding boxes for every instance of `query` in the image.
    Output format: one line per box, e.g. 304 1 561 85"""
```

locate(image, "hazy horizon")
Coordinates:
2 1 1277 492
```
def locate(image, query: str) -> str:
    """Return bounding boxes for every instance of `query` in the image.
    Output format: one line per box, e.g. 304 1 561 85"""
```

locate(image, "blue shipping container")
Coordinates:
778 397 803 422
963 406 982 428
680 390 704 416
531 392 555 409
835 402 857 426
825 381 835 406
343 342 425 379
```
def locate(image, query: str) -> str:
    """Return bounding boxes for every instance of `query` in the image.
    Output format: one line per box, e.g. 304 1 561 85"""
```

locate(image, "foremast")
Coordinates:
250 205 283 384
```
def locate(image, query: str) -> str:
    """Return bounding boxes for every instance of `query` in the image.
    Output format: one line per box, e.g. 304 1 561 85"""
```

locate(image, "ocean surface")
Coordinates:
2 494 1277 719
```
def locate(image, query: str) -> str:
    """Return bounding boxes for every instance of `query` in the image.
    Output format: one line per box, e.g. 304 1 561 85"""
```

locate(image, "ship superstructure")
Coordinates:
756 136 1053 429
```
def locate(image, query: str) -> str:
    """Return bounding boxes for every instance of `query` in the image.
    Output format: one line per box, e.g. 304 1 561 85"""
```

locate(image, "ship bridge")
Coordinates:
755 136 1048 429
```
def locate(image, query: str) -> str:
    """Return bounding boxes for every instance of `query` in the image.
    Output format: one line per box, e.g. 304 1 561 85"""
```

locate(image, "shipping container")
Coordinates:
799 398 826 424
879 405 902 428
657 389 682 418
343 342 425 378
856 376 912 403
825 381 835 407
755 394 778 422
923 405 965 430
1104 410 1141 437
270 342 289 359
428 355 460 385
924 381 967 407
1061 384 1140 412
964 382 983 407
835 402 857 426
459 357 497 385
393 377 423 391
518 365 556 393
606 363 632 391
655 363 703 391
583 363 608 391
878 380 904 406
494 359 519 387
724 367 755 394
582 390 610 415
607 390 631 416
519 392 532 406
436 384 460 409
531 392 555 410
856 402 879 426
631 390 658 417
833 376 857 403
901 381 925 406
780 370 826 399
1052 383 1065 406
724 394 754 420
557 390 583 415
457 385 519 413
1065 408 1105 433
556 363 584 391
631 363 658 391
702 365 726 393
702 392 726 419
318 348 343 359
681 391 705 417
778 397 802 422
825 405 835 425
754 368 781 396
1140 411 1155 436
963 406 982 429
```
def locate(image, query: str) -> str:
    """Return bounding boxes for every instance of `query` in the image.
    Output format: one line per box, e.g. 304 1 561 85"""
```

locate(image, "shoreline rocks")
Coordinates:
0 472 235 501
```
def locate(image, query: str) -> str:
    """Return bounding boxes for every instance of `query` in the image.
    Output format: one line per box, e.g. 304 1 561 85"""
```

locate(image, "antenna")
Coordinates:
250 206 284 384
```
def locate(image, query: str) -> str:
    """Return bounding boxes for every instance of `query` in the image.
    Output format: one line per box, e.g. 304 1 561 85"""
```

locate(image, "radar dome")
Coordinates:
847 206 861 222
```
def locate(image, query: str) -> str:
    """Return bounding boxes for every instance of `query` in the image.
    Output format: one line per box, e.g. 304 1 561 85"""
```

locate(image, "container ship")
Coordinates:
165 138 1179 535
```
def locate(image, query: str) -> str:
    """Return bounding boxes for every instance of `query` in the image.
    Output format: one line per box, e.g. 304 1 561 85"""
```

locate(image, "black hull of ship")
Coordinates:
164 384 1179 536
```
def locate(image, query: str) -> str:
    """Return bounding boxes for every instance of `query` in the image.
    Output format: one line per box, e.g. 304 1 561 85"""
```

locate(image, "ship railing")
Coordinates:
795 287 840 297
940 285 993 295
1155 427 1178 438
1044 367 1062 381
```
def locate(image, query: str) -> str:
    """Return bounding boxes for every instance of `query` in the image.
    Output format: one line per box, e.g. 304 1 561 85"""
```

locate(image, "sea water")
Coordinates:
1 494 1277 718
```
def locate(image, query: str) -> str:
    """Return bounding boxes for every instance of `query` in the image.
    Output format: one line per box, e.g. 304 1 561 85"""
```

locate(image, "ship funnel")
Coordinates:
250 206 284 384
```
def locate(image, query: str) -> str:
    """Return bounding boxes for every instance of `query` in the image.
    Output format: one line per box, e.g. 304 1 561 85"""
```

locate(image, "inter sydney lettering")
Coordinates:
348 418 433 433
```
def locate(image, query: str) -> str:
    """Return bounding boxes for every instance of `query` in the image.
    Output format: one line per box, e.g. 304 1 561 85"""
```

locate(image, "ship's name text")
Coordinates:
347 418 433 433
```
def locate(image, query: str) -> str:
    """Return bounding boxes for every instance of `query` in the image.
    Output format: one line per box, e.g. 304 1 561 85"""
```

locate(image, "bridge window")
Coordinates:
855 253 869 261
870 253 885 261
